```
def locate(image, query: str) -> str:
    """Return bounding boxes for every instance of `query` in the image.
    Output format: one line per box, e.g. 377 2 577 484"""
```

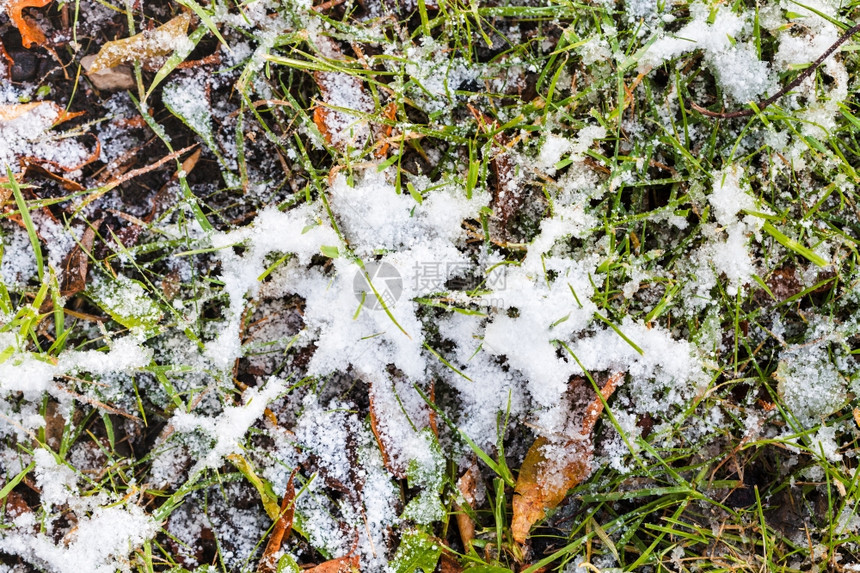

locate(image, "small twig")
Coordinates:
692 21 860 119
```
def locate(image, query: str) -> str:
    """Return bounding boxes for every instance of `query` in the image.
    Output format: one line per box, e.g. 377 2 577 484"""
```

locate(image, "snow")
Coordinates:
2 449 159 573
0 102 92 175
640 4 775 103
777 342 846 428
1 0 856 567
170 376 286 473
709 167 757 226
0 334 151 403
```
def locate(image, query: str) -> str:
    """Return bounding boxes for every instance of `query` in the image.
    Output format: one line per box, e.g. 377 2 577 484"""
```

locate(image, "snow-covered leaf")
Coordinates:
391 529 441 573
88 13 193 73
511 373 621 544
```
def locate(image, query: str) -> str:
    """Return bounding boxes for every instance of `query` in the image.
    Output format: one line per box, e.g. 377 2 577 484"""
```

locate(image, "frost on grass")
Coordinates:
641 3 775 103
777 342 846 428
4 0 860 569
2 449 159 573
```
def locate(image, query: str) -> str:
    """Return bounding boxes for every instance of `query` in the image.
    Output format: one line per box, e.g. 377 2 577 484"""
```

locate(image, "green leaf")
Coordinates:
277 554 301 573
6 166 43 282
227 453 281 520
762 222 828 267
86 274 162 331
391 529 442 573
0 461 35 501
320 245 339 258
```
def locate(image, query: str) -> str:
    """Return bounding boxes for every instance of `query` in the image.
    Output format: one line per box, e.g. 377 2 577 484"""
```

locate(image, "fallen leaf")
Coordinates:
369 389 405 479
258 469 297 573
511 373 622 544
88 13 192 74
310 38 375 151
306 555 360 572
455 462 478 549
313 71 374 150
467 105 521 233
438 552 463 573
5 0 53 49
0 101 84 126
373 101 397 158
43 400 65 450
59 221 98 297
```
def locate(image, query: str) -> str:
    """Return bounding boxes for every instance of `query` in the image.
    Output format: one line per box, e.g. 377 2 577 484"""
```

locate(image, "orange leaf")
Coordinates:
312 70 373 149
88 13 192 73
306 555 360 572
0 101 83 126
258 469 297 573
511 373 622 544
455 462 478 548
5 0 53 49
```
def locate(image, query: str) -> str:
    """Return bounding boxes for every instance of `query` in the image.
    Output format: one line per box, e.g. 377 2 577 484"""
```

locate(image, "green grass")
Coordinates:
2 0 860 571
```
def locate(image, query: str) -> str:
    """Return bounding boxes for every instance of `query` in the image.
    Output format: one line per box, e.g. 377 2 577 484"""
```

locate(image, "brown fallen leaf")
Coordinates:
373 101 397 158
313 71 374 150
369 389 405 479
5 0 53 49
439 551 463 573
43 400 65 450
455 461 479 549
60 220 99 298
306 555 360 572
257 469 297 573
368 378 435 479
88 13 192 73
467 104 521 233
511 372 623 544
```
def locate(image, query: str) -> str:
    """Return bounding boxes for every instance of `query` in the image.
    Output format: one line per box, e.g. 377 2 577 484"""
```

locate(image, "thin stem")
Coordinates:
692 22 860 119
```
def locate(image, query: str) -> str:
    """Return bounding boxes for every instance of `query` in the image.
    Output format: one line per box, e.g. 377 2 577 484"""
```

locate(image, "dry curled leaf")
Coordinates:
307 555 360 572
5 0 53 49
88 13 192 74
511 373 622 544
257 469 297 573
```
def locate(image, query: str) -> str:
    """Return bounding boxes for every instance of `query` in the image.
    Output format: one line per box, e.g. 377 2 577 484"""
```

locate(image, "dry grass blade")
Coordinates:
511 373 623 544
